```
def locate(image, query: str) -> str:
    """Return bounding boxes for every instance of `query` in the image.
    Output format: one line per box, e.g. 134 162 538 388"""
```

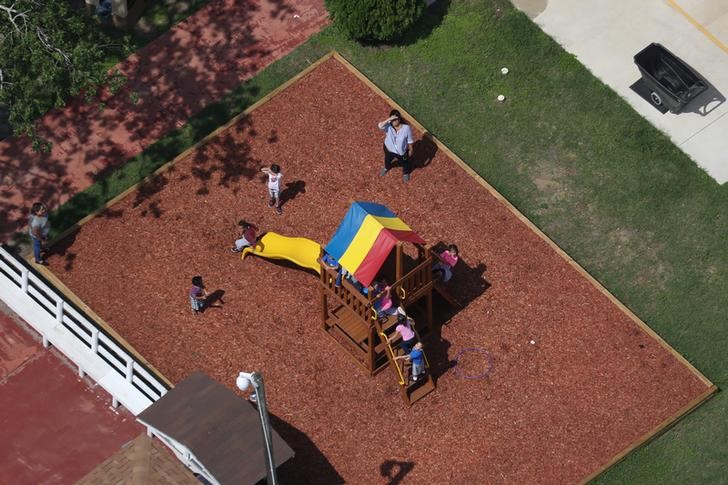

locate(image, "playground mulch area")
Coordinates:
45 56 713 483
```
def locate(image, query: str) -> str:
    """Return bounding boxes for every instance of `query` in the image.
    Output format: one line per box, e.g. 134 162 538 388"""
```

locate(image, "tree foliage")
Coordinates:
0 0 122 147
324 0 424 42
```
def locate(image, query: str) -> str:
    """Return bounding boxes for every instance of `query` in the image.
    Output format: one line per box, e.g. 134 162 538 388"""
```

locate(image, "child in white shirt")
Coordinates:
261 164 283 214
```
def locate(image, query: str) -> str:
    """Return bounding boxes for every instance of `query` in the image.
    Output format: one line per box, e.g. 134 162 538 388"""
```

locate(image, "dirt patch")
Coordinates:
46 57 711 484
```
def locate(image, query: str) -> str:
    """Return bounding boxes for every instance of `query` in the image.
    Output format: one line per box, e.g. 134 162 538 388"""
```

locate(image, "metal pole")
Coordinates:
251 372 277 485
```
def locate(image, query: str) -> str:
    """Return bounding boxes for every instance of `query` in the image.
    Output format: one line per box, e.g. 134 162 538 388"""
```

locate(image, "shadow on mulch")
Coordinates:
279 180 306 210
380 460 415 484
48 229 80 272
421 325 454 381
411 133 438 173
272 413 345 484
203 289 226 311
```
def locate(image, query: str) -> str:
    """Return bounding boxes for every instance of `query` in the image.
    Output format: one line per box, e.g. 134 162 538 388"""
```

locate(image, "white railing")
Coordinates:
0 244 168 415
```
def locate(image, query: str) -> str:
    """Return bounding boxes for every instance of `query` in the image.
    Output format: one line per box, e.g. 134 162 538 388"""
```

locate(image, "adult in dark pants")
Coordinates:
378 109 414 183
28 202 50 265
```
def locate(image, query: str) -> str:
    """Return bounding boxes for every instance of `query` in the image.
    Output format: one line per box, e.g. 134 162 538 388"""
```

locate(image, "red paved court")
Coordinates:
43 57 714 483
0 0 328 242
0 310 141 484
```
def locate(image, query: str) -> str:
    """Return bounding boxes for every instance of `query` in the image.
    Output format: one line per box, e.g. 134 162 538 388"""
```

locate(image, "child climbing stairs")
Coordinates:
375 316 435 406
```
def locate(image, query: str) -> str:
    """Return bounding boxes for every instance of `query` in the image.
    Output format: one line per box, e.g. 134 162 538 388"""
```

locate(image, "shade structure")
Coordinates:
325 202 425 287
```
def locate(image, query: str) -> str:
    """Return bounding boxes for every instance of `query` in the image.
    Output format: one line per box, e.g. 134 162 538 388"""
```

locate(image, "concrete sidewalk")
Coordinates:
0 0 328 242
513 0 728 184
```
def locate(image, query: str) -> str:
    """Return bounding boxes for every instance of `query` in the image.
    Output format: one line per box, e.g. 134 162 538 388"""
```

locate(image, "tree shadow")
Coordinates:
0 0 317 243
380 460 415 485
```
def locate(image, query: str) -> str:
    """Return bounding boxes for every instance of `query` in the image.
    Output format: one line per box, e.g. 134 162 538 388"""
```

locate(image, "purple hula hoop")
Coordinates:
453 347 494 380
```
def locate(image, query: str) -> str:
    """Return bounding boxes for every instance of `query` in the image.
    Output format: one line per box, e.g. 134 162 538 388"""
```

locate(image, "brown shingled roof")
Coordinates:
75 433 198 485
136 372 294 485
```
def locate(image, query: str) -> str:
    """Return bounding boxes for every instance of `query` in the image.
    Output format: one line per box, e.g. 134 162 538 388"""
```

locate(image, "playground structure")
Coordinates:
242 202 457 405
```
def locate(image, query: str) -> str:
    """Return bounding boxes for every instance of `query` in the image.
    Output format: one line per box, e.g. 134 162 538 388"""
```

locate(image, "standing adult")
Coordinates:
378 109 414 183
28 202 50 264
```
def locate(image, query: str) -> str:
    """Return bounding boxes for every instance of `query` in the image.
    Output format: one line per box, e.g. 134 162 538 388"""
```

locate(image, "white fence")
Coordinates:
0 244 168 415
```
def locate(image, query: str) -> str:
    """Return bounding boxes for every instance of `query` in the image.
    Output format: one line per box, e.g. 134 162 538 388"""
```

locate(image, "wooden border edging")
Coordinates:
329 51 717 480
580 384 718 484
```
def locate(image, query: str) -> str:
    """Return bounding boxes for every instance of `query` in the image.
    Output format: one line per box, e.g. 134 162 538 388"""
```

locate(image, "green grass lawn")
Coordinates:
51 0 727 482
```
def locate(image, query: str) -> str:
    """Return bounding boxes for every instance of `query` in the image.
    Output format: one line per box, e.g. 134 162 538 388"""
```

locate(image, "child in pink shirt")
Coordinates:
389 311 418 354
372 279 398 318
433 244 459 282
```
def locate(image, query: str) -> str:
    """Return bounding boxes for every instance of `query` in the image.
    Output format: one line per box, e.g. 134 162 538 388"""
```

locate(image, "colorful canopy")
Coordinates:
325 202 425 287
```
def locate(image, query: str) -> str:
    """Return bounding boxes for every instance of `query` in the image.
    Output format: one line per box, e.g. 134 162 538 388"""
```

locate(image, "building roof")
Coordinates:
136 372 294 485
76 433 198 485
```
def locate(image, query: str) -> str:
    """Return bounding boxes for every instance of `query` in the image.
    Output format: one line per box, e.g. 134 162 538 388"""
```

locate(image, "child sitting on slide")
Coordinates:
432 244 459 282
231 220 259 253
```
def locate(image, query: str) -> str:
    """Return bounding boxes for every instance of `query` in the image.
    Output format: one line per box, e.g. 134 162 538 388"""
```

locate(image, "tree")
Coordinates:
324 0 424 43
0 0 123 149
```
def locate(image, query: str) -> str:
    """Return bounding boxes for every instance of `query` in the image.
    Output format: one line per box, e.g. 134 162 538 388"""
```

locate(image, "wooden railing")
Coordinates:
391 256 433 307
0 244 169 415
320 255 433 328
320 265 375 323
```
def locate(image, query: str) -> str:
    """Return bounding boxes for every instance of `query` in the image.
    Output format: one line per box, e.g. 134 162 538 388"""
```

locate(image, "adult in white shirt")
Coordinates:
378 109 414 183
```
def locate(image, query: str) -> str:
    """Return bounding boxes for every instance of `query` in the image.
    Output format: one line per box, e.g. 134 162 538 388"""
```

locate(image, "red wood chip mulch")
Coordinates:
46 56 713 484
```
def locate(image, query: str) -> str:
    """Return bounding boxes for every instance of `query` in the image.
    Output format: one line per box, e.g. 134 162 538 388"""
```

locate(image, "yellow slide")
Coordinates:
241 232 322 274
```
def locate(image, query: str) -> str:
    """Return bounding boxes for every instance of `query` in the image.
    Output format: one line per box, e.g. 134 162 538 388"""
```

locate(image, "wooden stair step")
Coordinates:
328 306 370 344
407 377 435 404
378 314 400 333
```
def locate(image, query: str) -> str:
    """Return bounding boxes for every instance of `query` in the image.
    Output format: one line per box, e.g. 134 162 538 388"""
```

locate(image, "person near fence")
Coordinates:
28 202 50 265
189 276 209 315
378 109 414 183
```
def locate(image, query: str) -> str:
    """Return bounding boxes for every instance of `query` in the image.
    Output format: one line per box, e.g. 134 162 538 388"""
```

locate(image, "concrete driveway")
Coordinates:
513 0 728 184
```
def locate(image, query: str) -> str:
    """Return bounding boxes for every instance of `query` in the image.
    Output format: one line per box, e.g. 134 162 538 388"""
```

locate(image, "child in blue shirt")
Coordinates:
395 342 426 382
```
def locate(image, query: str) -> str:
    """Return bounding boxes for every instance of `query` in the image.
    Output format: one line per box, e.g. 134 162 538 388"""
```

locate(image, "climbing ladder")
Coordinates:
374 317 435 406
